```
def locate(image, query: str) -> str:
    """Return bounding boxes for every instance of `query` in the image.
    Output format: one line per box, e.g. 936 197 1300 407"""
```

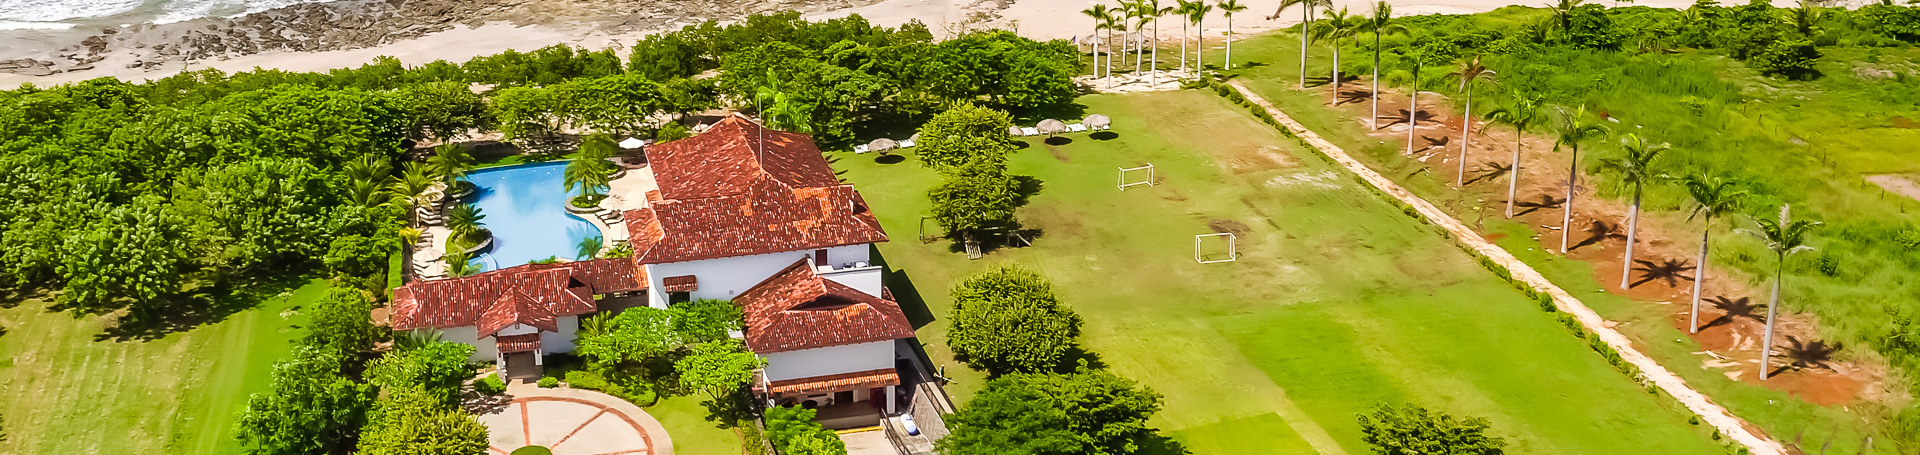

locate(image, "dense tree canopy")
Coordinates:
947 267 1083 376
237 346 377 455
1357 404 1508 455
766 405 848 455
937 370 1164 455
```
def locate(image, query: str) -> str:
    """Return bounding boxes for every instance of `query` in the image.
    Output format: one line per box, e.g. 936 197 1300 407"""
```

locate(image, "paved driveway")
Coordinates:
476 386 673 455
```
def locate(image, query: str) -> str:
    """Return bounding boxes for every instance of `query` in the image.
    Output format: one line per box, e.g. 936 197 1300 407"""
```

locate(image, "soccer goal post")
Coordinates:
1118 164 1155 191
1195 232 1237 264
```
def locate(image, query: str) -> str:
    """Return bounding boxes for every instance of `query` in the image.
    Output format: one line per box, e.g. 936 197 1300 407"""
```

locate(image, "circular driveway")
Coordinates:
477 386 673 455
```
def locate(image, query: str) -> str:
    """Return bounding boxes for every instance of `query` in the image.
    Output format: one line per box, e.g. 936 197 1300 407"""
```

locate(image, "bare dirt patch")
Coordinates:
1209 218 1253 237
1866 174 1920 203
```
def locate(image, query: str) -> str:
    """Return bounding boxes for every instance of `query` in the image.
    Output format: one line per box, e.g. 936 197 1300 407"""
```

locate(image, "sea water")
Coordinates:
0 0 327 30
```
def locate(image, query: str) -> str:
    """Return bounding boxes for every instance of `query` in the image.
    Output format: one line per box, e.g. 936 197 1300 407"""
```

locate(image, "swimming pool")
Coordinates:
460 161 600 272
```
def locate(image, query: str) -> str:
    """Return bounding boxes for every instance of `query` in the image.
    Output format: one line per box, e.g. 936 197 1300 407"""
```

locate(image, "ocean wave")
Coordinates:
0 20 81 30
0 0 145 23
0 0 332 30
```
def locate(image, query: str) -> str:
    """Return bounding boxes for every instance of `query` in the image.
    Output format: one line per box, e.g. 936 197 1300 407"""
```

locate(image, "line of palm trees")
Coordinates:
1264 1 1821 381
1080 0 1250 87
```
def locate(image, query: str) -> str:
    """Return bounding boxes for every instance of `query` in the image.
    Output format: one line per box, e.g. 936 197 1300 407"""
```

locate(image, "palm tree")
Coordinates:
1681 174 1747 333
1549 0 1587 35
1357 2 1407 130
1311 7 1360 104
1147 0 1175 85
1120 0 1140 73
1272 0 1321 87
1103 13 1125 86
1783 0 1824 37
578 235 606 260
444 251 479 278
446 203 486 245
425 143 473 189
1741 204 1821 380
1218 0 1249 70
1549 105 1610 253
389 161 437 221
1134 9 1154 75
1084 4 1112 79
567 134 617 202
1188 1 1213 74
1481 95 1543 218
755 70 813 133
1176 0 1201 73
1448 56 1497 188
1404 56 1426 156
344 155 393 208
1597 133 1670 288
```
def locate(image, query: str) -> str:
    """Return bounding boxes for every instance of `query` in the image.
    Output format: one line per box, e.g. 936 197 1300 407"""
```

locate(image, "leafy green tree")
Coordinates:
558 74 665 135
947 267 1083 376
237 346 376 455
928 169 1026 243
576 307 679 370
389 81 489 143
323 234 393 289
489 85 570 153
1596 133 1669 288
1356 403 1508 455
938 370 1164 455
389 162 437 217
1742 204 1821 380
304 288 380 363
426 143 474 189
670 299 745 343
766 406 847 455
674 339 762 400
172 158 332 271
914 102 1016 172
1752 36 1821 80
366 341 477 406
446 203 487 246
355 386 490 455
53 194 189 313
343 155 394 208
754 70 815 134
1547 105 1609 253
1681 175 1746 333
628 32 709 80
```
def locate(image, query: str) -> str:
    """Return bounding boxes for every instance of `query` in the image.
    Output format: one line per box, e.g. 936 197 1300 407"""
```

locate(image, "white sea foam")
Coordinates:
0 0 329 30
0 0 145 23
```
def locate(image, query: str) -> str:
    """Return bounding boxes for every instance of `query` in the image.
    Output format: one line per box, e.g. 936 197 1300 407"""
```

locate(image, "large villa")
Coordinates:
388 115 922 425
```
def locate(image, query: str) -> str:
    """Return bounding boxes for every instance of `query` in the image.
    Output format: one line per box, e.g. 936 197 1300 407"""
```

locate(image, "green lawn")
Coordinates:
645 396 744 455
1211 30 1906 454
840 90 1722 454
0 280 329 454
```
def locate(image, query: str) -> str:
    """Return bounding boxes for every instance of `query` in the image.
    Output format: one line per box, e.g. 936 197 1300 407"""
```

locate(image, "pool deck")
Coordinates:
412 161 658 281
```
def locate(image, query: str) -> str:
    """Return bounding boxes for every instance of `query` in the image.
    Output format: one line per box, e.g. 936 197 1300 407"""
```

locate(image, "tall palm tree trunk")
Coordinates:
1181 21 1190 73
1330 45 1341 104
1689 222 1711 333
1457 91 1471 188
1561 146 1579 253
1196 17 1204 73
1622 189 1641 288
1372 34 1381 130
1153 17 1161 85
1226 16 1236 69
1760 262 1782 380
1298 6 1310 87
1506 136 1521 218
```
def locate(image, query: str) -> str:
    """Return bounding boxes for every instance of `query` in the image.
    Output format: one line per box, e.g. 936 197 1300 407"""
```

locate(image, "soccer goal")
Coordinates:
1194 232 1237 264
1118 164 1156 191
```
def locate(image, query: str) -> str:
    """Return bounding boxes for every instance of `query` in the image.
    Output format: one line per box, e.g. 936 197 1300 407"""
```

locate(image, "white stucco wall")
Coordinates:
762 340 896 382
643 244 874 307
819 266 882 295
425 315 580 363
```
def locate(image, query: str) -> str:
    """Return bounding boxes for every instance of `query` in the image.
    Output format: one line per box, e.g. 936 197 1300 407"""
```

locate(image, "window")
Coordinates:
815 249 828 267
668 291 691 305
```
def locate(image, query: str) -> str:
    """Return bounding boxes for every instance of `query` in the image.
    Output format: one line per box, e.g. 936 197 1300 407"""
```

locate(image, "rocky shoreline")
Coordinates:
0 0 895 76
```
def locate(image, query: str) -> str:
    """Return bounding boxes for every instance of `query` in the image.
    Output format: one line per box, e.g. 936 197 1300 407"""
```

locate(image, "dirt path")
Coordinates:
1867 174 1920 203
1226 80 1788 455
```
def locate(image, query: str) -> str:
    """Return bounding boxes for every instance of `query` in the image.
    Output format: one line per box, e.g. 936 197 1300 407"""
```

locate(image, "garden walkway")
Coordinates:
476 385 673 455
1225 80 1788 455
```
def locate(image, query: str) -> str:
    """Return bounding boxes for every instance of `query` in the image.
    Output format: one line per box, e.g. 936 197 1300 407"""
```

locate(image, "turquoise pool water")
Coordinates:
461 161 599 271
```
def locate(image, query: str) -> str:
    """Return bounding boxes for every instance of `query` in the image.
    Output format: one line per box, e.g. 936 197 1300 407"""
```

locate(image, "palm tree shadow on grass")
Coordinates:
1698 295 1765 331
1378 108 1438 128
1090 131 1120 141
1336 89 1372 106
1568 219 1625 252
1630 258 1695 288
1770 336 1842 376
1044 136 1074 146
1464 161 1509 186
1510 194 1564 216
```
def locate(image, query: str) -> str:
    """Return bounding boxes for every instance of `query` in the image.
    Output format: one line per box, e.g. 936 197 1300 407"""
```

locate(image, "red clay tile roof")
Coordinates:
496 334 543 353
624 116 888 265
390 258 642 333
732 259 914 353
769 368 900 395
663 275 698 293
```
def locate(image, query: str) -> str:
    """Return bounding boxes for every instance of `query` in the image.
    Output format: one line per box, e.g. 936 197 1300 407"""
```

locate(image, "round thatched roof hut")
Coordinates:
1007 125 1026 137
868 138 898 153
1036 119 1068 136
1084 114 1112 130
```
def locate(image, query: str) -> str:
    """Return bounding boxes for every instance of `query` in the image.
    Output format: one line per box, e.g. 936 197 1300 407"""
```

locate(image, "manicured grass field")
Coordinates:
645 396 744 455
837 90 1722 454
1212 30 1905 454
0 280 329 454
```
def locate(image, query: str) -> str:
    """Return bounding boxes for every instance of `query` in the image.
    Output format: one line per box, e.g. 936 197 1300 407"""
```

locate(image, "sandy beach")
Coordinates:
0 0 1775 89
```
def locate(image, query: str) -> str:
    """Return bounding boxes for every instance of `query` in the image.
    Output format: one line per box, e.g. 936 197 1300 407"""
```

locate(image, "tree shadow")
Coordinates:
1379 108 1439 128
1013 175 1045 203
462 387 516 415
1772 336 1842 376
1510 194 1564 216
1089 131 1119 141
1337 89 1372 106
1012 101 1091 125
1013 140 1031 150
1569 219 1626 252
881 267 938 330
874 154 906 164
95 271 312 342
1043 136 1073 146
1051 345 1108 374
1424 135 1452 149
1464 161 1510 185
1699 295 1765 331
1630 258 1696 288
1136 433 1191 455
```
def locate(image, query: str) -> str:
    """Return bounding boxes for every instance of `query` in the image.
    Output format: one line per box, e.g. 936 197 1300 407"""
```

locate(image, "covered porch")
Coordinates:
762 368 901 430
